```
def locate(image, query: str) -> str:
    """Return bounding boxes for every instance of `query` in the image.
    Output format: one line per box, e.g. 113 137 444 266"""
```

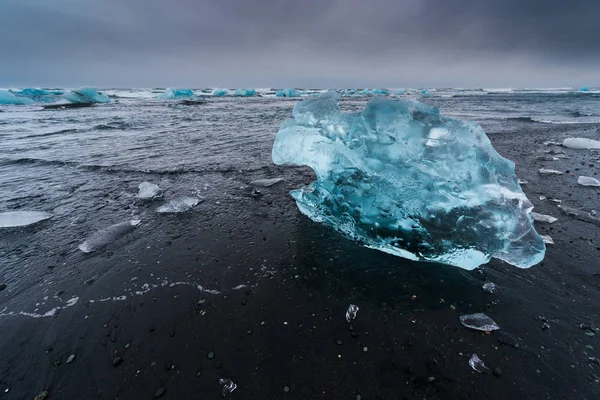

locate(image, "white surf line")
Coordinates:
0 297 80 319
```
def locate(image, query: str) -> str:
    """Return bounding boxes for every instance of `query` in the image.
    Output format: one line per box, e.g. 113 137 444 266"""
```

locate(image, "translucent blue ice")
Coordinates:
17 88 63 103
234 88 256 97
63 87 110 103
272 92 545 270
213 89 228 97
371 89 389 95
392 89 406 96
0 90 34 105
580 86 589 92
361 89 371 95
158 88 194 99
276 88 301 97
421 89 430 96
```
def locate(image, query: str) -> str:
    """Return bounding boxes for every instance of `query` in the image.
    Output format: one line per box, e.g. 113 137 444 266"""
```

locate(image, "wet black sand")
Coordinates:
1 120 599 399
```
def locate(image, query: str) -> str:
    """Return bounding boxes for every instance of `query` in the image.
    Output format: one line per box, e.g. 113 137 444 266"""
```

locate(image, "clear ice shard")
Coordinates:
79 220 141 253
219 379 237 396
460 313 500 331
156 197 200 213
63 87 110 103
539 168 562 175
0 90 34 105
137 182 162 199
562 138 600 149
558 205 600 226
250 177 284 187
469 354 490 373
276 88 301 97
346 304 359 322
158 88 194 99
541 235 554 245
531 212 557 223
234 89 256 97
272 92 546 270
0 211 52 228
578 176 600 187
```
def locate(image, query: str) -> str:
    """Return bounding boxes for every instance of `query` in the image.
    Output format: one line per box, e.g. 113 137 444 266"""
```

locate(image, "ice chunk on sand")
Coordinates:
63 87 110 103
0 211 52 228
212 89 228 97
541 235 554 245
469 354 490 373
272 92 545 270
219 379 237 396
250 177 284 187
276 88 301 97
539 168 563 175
482 282 496 293
0 90 34 105
156 197 200 213
558 205 600 226
535 156 559 161
578 176 600 187
137 182 162 199
346 304 359 322
563 138 600 149
460 313 500 331
79 220 141 253
158 88 194 99
531 212 557 223
234 88 256 97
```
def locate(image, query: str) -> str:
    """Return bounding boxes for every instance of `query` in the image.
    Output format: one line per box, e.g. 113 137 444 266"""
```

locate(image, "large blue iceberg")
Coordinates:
272 92 545 270
0 90 34 105
158 88 195 99
234 88 256 97
213 89 229 97
276 88 302 97
63 87 110 103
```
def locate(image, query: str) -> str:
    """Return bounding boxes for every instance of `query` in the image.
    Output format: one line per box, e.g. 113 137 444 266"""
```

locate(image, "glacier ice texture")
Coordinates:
158 88 194 99
0 90 34 105
212 89 229 97
272 91 546 270
276 88 302 97
17 88 63 103
63 87 110 103
138 182 162 199
234 88 256 97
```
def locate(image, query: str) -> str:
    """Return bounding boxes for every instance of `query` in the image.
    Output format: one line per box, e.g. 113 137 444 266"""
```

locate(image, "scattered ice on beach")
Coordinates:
469 354 490 373
541 235 554 245
79 220 141 253
346 304 359 322
518 179 528 185
219 379 237 396
250 177 284 187
578 176 600 187
558 205 600 226
535 156 559 161
156 197 200 213
563 138 600 150
549 198 562 203
482 282 496 293
0 211 52 228
460 313 500 331
531 212 557 223
213 89 228 97
0 90 35 105
272 91 545 270
158 88 194 99
276 88 301 97
234 88 256 97
543 141 562 146
539 168 563 175
63 87 110 103
138 182 162 199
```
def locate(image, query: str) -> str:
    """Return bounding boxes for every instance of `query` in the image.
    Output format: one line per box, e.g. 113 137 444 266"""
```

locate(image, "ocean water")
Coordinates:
0 88 599 314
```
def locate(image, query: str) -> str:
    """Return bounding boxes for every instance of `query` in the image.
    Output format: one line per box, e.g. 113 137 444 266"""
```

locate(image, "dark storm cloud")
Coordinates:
0 0 598 87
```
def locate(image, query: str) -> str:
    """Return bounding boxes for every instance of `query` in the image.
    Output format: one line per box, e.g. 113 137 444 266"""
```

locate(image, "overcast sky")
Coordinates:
0 0 598 88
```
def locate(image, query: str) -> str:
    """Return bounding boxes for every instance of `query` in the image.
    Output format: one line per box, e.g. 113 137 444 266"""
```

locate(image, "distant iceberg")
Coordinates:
63 87 110 103
370 89 389 95
361 89 371 95
392 89 406 96
0 90 34 105
212 89 229 97
158 88 194 99
276 88 301 97
421 89 430 96
16 88 63 103
234 89 256 97
580 86 589 92
272 91 545 270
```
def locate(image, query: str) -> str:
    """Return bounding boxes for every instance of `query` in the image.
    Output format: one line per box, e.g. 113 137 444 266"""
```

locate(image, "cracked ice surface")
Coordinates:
272 92 545 269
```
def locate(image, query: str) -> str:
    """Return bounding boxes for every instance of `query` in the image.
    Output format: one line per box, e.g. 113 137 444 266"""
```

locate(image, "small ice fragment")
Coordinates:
156 197 200 213
541 235 554 245
531 212 557 223
0 211 52 228
250 178 284 187
577 176 600 187
346 304 359 322
138 182 162 199
518 179 528 185
469 354 490 373
460 313 500 331
562 138 600 150
535 156 559 161
539 196 546 200
545 149 567 155
79 220 141 253
482 282 496 293
549 198 562 203
539 168 563 175
558 205 600 226
219 379 237 396
543 141 562 146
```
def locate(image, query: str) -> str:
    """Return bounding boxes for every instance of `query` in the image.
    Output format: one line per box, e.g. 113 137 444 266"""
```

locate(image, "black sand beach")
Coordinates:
1 100 599 400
